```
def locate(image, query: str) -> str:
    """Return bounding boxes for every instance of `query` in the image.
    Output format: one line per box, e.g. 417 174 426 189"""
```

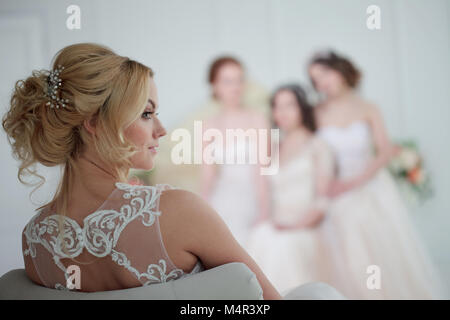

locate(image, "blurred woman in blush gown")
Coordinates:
246 84 335 295
200 56 271 248
308 50 444 299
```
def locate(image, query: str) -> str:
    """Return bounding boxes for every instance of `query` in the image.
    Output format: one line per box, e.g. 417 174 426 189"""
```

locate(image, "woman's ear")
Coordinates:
83 116 97 136
211 83 219 100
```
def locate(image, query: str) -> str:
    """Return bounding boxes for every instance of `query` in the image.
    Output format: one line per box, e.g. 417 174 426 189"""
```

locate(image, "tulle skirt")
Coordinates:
245 221 329 296
320 169 445 299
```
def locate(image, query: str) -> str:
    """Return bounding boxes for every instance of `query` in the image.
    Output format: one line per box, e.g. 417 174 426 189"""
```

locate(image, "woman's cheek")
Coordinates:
133 122 151 147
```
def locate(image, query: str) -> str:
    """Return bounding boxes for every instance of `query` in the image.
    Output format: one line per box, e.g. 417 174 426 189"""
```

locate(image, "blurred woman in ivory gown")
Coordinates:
200 57 271 248
308 50 444 299
246 84 335 295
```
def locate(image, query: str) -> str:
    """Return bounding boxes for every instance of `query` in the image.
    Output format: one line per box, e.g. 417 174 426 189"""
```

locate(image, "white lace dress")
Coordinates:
22 182 204 291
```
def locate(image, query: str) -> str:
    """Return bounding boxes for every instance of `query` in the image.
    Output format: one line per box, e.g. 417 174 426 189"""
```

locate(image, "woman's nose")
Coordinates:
154 118 167 138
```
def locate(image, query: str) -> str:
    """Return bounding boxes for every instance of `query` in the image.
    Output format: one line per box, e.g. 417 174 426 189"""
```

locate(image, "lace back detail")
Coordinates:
22 182 203 291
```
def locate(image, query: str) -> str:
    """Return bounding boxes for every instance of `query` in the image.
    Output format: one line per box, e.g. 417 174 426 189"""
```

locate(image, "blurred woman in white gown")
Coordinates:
246 84 335 295
200 56 271 247
308 50 444 299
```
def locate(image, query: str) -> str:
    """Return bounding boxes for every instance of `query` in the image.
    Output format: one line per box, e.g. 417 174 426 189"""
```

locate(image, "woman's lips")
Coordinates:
148 146 158 153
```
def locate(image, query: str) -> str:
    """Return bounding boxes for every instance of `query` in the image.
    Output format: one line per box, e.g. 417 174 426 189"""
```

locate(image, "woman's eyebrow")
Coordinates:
147 99 157 110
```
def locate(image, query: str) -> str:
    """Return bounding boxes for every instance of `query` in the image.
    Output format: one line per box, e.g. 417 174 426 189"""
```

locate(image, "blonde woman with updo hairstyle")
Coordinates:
2 43 282 298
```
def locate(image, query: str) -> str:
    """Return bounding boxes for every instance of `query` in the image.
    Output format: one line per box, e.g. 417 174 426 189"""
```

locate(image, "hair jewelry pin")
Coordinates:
44 65 69 109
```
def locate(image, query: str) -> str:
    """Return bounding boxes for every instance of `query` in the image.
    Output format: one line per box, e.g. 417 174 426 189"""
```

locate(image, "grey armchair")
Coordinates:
0 262 345 300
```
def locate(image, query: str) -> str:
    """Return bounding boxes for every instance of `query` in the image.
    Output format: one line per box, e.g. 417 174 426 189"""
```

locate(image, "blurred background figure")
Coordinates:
246 84 335 295
200 56 271 247
147 62 270 195
309 50 445 299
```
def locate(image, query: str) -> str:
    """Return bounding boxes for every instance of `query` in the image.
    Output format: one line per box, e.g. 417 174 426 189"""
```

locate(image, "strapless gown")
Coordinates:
317 121 445 299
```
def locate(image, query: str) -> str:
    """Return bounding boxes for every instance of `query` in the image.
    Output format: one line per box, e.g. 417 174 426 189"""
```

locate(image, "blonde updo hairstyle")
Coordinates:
2 43 153 256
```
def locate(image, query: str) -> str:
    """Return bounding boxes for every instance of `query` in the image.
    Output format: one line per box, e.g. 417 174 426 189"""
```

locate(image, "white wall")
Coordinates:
0 0 449 295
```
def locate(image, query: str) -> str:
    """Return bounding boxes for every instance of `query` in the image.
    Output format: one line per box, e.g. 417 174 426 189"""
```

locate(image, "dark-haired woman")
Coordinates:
309 50 444 299
246 84 335 295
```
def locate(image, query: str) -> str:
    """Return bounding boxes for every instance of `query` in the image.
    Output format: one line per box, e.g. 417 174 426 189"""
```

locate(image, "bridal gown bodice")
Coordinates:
269 139 317 226
317 120 373 180
22 182 204 291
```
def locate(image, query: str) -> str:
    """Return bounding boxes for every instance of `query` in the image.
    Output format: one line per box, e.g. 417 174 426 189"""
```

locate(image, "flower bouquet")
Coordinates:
388 140 433 207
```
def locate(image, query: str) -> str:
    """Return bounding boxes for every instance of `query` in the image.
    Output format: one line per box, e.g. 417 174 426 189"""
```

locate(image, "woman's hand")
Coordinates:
272 222 291 231
328 144 400 198
301 209 325 228
327 178 362 197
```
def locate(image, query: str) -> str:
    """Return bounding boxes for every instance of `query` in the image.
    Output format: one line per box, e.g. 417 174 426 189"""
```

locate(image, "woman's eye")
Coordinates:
142 111 159 120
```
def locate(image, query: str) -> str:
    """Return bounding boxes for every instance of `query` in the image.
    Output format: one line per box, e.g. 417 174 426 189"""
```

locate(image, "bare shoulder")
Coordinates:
158 188 223 240
358 99 383 122
157 188 220 245
159 188 213 217
352 95 378 113
158 188 246 268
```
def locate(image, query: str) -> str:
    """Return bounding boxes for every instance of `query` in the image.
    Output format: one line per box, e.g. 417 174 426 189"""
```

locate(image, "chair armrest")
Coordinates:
282 282 347 300
0 262 263 300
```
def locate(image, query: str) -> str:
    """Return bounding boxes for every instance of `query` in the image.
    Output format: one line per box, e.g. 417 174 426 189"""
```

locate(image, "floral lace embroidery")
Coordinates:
111 250 185 285
23 182 193 289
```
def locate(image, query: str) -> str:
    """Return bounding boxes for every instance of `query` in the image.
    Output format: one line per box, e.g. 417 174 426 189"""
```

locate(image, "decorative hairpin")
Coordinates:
44 65 69 109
